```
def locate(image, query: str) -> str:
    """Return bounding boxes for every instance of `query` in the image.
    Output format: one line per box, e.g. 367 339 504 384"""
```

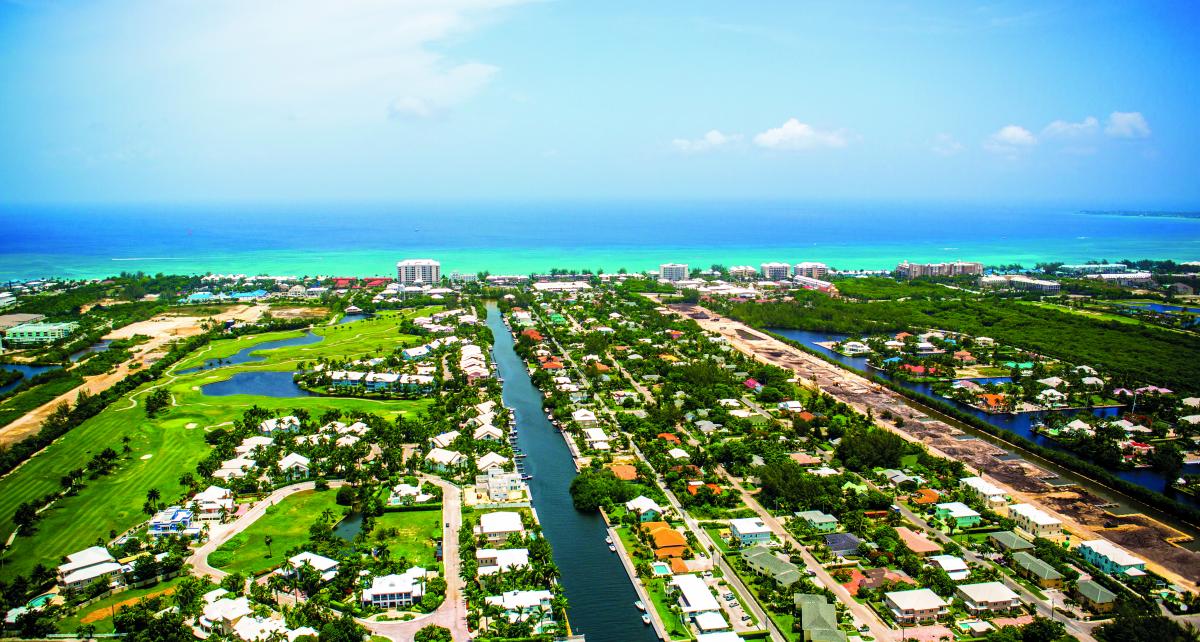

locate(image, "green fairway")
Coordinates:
372 509 443 568
0 309 439 582
209 489 344 576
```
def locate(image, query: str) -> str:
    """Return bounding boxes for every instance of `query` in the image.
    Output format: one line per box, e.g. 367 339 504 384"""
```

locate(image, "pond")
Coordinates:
179 331 323 373
337 313 370 325
334 512 364 540
201 371 313 398
0 363 61 395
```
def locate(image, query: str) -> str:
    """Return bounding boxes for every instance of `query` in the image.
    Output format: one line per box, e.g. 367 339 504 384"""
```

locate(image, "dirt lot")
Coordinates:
660 299 1200 591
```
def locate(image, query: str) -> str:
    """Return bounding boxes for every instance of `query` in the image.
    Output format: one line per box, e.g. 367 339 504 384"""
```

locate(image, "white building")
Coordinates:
760 262 791 280
671 574 721 613
793 262 829 279
476 511 525 543
191 486 235 522
282 552 340 582
959 476 1008 510
1008 504 1062 540
660 263 689 282
957 582 1022 614
928 554 970 581
57 546 122 590
362 567 427 608
396 259 441 285
884 588 949 623
476 548 530 575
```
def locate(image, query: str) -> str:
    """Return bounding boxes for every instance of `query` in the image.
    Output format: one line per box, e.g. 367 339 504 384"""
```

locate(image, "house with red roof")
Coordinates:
744 378 763 392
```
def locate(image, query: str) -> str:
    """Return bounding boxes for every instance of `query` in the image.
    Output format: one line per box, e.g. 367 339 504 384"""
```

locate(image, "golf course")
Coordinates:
0 308 440 582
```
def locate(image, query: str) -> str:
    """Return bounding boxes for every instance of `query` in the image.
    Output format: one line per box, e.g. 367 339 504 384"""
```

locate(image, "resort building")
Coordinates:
793 262 829 279
396 259 441 285
1008 504 1062 540
979 274 1061 294
1078 540 1147 575
659 263 689 282
956 582 1022 615
2 321 78 345
57 546 122 591
884 588 948 623
476 511 526 544
896 260 983 279
728 266 758 280
362 567 427 608
760 262 791 280
729 517 773 546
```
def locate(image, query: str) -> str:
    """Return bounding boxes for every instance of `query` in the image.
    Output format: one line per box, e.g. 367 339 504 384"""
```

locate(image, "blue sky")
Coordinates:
1 1 1197 205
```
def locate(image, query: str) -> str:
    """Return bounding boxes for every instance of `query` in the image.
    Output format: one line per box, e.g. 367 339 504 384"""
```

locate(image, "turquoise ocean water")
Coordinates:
1 202 1198 280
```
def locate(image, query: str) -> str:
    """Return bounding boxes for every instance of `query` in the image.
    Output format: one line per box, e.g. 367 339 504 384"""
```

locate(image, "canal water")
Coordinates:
179 331 323 374
771 327 1200 493
0 340 114 394
486 302 655 642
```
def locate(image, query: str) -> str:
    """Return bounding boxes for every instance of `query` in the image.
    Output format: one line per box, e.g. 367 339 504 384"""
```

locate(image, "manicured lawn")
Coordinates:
372 509 443 568
644 577 693 640
209 489 344 576
56 575 193 634
0 312 435 582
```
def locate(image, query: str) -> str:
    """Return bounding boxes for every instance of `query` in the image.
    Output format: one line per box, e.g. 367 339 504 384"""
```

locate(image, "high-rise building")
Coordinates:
396 259 441 285
659 263 689 282
794 262 829 279
760 262 791 280
896 261 983 279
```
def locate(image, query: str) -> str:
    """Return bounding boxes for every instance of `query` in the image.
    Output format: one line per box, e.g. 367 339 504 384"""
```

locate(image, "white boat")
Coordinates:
604 536 613 544
641 614 651 625
634 600 645 611
608 543 617 552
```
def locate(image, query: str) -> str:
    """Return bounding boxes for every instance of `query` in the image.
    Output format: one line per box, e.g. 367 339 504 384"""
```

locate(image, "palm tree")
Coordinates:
146 487 161 506
264 534 274 558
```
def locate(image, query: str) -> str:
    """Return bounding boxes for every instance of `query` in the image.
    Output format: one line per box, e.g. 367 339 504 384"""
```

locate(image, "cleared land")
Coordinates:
373 509 443 568
0 309 437 581
208 489 343 576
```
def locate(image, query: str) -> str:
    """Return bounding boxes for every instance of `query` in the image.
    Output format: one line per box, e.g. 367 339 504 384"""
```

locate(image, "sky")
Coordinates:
1 0 1198 206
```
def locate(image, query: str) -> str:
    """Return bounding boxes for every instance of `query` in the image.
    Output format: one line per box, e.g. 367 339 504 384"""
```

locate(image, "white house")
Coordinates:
430 430 461 449
928 555 970 581
572 408 598 426
667 447 691 461
361 567 427 608
259 416 300 435
957 582 1022 614
729 517 773 546
959 476 1008 510
477 452 510 472
1008 503 1062 540
278 453 311 480
671 574 721 613
474 425 504 441
282 552 339 582
191 486 235 522
884 588 948 623
425 448 465 471
476 511 525 543
57 546 122 590
476 548 530 575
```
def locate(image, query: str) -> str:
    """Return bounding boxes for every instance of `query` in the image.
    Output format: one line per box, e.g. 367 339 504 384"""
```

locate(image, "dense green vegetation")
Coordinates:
0 370 83 428
725 291 1200 393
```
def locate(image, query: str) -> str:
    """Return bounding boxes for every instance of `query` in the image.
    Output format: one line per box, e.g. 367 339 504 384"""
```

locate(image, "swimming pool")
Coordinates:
26 594 54 608
651 561 671 576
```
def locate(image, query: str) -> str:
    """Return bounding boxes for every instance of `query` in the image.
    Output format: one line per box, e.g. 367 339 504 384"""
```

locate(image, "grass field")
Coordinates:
209 489 344 576
0 309 439 582
56 575 190 634
372 509 443 568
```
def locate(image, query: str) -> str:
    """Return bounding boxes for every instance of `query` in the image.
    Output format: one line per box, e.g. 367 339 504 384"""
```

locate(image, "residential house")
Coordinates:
259 416 300 435
741 546 801 587
928 555 970 581
484 590 555 633
278 453 310 480
671 574 721 614
476 468 527 503
884 588 948 623
625 496 664 522
572 409 598 426
1011 552 1064 589
476 511 525 544
895 527 942 557
283 552 340 582
988 531 1034 552
935 502 982 529
430 430 460 449
642 522 689 559
425 448 465 472
1078 540 1146 575
795 510 839 533
476 549 530 576
1008 504 1062 540
824 532 863 557
1074 580 1116 614
191 486 234 522
477 452 509 472
198 595 253 636
960 476 1009 510
794 594 845 642
362 567 427 608
729 517 773 546
957 582 1022 615
57 546 122 591
147 506 198 538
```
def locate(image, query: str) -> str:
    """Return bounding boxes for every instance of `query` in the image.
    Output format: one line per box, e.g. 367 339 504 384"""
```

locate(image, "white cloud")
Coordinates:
752 119 850 150
672 130 741 153
1105 111 1151 138
984 124 1037 156
1042 116 1099 139
931 133 963 156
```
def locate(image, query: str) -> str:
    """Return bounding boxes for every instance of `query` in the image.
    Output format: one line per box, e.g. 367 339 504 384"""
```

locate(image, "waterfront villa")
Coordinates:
425 448 465 471
641 522 689 559
476 511 526 544
476 452 510 472
671 574 721 614
282 552 340 583
484 590 556 632
729 517 773 546
625 495 664 522
476 548 530 575
362 567 427 608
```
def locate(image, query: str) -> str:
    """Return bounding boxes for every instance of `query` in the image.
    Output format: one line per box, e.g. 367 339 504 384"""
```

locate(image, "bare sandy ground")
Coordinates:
656 298 1199 591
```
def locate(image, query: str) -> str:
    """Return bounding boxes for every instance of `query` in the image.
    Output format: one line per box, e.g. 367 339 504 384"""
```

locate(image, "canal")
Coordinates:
771 327 1200 545
486 302 656 642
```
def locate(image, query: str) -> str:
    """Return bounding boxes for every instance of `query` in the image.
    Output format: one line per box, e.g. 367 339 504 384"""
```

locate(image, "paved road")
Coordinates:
188 480 348 580
361 477 470 642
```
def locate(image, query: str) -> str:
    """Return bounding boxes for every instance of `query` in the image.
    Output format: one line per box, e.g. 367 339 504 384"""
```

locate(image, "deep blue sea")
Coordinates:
1 201 1198 280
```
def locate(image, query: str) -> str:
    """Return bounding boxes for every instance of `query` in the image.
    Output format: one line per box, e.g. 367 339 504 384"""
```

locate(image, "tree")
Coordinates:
568 468 631 511
75 623 97 639
415 625 453 642
144 388 170 417
318 614 366 642
264 534 274 558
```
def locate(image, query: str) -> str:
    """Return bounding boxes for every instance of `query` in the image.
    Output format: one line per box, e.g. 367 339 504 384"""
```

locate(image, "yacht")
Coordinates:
604 535 613 544
608 543 617 552
634 601 645 612
641 614 651 625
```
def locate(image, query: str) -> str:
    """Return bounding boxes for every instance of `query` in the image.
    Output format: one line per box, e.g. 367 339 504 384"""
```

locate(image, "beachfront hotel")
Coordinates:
659 263 689 282
396 258 441 285
760 262 791 280
896 260 983 279
793 262 829 279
